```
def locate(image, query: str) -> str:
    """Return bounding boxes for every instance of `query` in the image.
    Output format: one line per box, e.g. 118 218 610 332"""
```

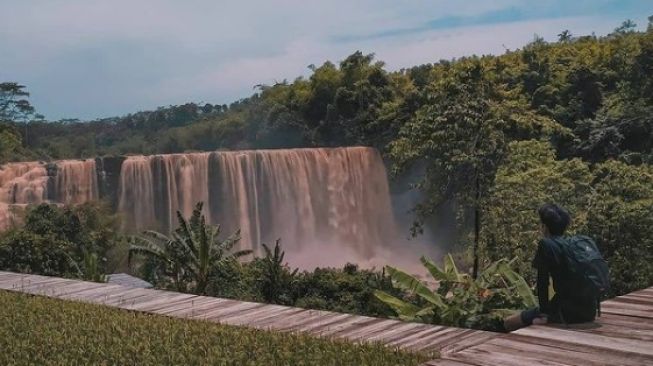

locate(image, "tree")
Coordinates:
0 82 34 122
481 140 592 278
129 202 252 295
558 30 573 42
613 19 637 35
390 60 559 277
0 203 121 278
0 124 21 162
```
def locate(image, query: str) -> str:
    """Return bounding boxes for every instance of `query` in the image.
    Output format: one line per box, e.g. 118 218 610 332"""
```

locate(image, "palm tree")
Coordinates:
129 202 252 295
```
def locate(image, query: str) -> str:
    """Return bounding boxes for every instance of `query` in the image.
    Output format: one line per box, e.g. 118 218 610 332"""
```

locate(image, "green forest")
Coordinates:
1 20 652 330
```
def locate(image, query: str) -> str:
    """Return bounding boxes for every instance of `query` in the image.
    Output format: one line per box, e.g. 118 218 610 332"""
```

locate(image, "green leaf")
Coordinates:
373 290 421 319
385 266 446 309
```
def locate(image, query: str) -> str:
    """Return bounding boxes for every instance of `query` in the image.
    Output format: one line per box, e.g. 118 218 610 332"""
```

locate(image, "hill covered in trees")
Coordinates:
2 19 652 296
3 19 651 164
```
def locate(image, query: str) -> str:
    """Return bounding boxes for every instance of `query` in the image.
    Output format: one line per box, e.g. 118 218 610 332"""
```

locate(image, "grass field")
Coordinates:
0 290 430 365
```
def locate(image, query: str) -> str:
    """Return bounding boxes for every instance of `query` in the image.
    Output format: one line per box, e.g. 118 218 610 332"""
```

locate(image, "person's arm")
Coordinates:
533 240 551 314
536 265 550 314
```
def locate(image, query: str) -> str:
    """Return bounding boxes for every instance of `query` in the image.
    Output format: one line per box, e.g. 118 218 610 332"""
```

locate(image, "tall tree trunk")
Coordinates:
472 175 480 279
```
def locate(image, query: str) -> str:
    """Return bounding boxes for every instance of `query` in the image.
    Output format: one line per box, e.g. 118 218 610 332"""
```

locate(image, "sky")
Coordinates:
1 1 651 120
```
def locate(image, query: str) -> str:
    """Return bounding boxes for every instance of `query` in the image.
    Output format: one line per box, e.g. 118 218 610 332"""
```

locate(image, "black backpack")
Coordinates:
556 235 610 313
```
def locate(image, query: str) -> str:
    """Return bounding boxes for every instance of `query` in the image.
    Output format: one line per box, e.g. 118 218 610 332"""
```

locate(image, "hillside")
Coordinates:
3 23 651 165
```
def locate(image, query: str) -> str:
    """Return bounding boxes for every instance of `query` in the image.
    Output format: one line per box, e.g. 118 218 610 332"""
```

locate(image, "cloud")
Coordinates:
0 0 650 120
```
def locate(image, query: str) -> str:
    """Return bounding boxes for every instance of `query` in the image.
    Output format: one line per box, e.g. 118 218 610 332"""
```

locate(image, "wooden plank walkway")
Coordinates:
0 271 494 356
424 287 653 366
2 271 651 365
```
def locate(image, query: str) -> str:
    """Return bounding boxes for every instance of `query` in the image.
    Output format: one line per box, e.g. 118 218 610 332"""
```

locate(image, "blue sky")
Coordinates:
0 0 651 120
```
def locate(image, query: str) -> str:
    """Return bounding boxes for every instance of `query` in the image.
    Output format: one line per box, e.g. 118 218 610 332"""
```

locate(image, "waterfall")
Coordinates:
0 160 98 229
0 148 402 268
0 162 49 229
53 160 99 204
116 147 397 261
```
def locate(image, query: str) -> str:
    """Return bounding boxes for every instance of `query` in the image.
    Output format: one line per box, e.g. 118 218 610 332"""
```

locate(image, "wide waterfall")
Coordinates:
117 147 397 262
0 147 407 268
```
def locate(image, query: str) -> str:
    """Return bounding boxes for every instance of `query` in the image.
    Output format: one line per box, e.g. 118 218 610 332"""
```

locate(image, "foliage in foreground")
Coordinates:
0 291 430 366
129 202 251 295
0 202 125 280
375 254 536 330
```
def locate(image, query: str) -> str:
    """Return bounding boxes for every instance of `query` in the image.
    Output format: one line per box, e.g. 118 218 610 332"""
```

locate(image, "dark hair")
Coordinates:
538 203 570 236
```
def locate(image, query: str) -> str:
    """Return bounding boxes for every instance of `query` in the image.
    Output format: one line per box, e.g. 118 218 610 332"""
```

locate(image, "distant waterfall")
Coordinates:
116 147 397 257
0 160 97 229
0 147 400 267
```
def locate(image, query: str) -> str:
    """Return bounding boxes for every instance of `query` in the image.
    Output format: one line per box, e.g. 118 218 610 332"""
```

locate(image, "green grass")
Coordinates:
0 290 430 365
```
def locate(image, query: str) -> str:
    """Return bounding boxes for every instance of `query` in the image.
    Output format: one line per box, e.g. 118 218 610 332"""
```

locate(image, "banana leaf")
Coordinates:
373 290 422 320
385 266 446 309
496 262 537 307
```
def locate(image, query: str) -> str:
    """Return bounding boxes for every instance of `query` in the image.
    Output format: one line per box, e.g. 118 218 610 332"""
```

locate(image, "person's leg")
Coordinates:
504 307 546 331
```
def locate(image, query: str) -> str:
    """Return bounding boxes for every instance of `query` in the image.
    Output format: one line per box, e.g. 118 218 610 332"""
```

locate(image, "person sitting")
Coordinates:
504 203 609 331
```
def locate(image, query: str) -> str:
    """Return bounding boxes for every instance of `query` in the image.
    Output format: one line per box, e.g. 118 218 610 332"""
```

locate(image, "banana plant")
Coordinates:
374 254 536 328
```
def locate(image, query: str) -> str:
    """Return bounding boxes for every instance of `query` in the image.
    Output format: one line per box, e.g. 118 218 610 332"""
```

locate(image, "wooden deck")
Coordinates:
0 271 494 356
1 271 651 365
424 287 653 366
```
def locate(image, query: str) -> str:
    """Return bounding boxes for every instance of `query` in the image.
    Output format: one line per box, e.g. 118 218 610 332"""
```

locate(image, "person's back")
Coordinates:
504 203 607 331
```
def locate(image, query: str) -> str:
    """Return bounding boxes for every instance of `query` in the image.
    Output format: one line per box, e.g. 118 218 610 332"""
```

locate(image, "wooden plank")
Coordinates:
122 292 192 311
95 288 156 306
191 301 263 321
564 322 653 342
365 322 432 343
418 329 480 352
422 359 480 366
129 294 198 312
111 290 177 307
268 311 348 332
385 326 448 348
57 284 126 301
390 327 460 349
490 335 653 366
22 280 89 296
334 318 400 340
245 307 307 329
3 278 73 291
596 314 653 330
514 325 653 356
162 298 234 318
602 307 653 319
309 316 380 337
339 319 411 342
0 274 50 286
219 305 294 327
36 282 110 298
602 300 653 312
150 296 218 316
70 285 143 304
439 331 499 355
207 303 271 323
450 344 575 366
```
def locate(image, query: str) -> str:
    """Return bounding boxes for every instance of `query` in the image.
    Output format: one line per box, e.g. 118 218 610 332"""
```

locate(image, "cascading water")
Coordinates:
116 147 398 266
0 160 98 229
0 147 414 269
0 162 49 229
